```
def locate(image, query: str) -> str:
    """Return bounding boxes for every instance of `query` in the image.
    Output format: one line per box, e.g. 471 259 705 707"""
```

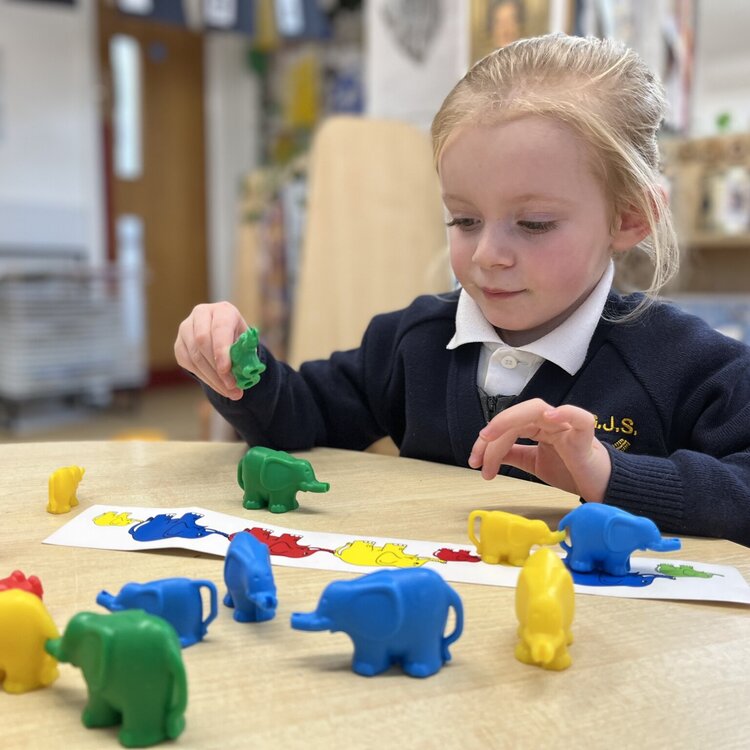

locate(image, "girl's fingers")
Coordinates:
175 336 236 398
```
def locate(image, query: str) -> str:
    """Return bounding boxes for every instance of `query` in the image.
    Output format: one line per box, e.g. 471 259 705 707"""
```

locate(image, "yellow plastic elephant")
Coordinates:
47 465 85 514
515 548 574 671
468 509 566 566
0 589 60 693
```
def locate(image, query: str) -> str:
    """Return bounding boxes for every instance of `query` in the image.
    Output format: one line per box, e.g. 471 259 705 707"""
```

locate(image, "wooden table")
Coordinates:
3 442 749 749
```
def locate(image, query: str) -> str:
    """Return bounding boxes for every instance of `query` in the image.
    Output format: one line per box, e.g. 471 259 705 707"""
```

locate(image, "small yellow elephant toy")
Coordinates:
47 465 85 514
515 548 574 671
0 589 60 693
468 509 566 566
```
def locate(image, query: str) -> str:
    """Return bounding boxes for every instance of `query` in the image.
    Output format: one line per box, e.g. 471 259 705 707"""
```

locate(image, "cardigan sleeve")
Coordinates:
602 347 750 547
200 326 391 453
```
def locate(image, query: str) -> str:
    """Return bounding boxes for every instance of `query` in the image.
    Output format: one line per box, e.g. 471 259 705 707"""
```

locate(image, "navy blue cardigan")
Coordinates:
203 291 750 546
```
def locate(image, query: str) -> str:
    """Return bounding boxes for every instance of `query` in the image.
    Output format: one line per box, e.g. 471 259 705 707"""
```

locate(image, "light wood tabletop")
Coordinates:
3 441 750 750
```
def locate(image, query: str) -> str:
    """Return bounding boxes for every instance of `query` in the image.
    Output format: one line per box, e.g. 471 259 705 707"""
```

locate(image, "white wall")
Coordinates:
204 33 260 301
0 0 103 259
691 0 750 137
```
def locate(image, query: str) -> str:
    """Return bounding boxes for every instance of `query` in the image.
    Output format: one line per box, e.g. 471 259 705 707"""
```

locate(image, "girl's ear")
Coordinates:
610 207 651 253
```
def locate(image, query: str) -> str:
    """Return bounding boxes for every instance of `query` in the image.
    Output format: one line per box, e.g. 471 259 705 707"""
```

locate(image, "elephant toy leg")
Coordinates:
604 553 631 577
564 549 595 573
403 641 445 678
508 543 531 567
268 491 298 514
352 642 391 677
242 488 267 510
120 700 172 748
82 694 120 729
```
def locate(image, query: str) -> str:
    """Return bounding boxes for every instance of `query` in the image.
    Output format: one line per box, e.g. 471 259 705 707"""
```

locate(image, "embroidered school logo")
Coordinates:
593 416 638 436
592 416 638 450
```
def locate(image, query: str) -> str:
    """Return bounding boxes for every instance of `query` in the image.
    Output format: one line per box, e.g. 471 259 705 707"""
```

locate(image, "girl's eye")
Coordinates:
518 220 558 234
446 217 480 231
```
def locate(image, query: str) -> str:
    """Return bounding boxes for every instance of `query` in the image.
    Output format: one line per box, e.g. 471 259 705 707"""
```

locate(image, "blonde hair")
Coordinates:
431 33 679 317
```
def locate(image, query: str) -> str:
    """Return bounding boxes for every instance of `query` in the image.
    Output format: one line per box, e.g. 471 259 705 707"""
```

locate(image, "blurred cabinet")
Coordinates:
663 133 750 292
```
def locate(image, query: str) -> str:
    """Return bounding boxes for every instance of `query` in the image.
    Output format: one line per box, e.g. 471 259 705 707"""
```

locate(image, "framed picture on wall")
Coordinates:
470 0 557 62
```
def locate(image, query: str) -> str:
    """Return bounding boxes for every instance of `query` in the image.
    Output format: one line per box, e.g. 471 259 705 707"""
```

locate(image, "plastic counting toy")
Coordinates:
291 568 463 678
237 445 330 513
468 509 567 565
515 548 575 671
46 610 187 748
47 465 85 514
0 589 60 693
224 531 278 622
229 326 266 389
558 504 681 576
96 577 218 648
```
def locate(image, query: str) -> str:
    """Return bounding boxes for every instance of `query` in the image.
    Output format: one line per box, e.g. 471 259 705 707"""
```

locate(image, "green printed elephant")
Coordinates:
238 446 330 513
46 610 187 748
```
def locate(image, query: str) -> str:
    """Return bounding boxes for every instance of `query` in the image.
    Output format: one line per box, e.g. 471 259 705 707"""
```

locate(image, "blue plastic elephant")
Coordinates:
291 568 463 678
558 504 681 576
96 577 218 648
224 532 278 622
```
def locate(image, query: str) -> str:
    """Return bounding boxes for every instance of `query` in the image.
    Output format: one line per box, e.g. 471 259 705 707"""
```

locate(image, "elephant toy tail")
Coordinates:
441 589 464 662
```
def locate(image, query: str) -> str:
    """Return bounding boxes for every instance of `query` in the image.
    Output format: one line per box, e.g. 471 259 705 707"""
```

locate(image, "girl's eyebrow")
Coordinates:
443 192 576 207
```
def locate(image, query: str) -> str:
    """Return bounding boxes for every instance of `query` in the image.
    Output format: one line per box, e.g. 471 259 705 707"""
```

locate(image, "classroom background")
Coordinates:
0 0 748 443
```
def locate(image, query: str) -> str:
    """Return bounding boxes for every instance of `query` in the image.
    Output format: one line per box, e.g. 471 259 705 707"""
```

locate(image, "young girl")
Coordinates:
175 34 750 547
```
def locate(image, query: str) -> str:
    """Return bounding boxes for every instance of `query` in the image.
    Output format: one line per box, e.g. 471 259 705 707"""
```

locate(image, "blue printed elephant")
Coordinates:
129 512 227 542
96 577 217 648
291 568 463 678
558 504 681 576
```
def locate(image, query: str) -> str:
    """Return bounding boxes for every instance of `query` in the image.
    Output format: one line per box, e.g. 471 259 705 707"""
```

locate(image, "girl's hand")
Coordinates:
468 398 612 502
174 302 249 400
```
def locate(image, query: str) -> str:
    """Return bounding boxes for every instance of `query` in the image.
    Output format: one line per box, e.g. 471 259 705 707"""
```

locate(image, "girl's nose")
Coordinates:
471 223 514 268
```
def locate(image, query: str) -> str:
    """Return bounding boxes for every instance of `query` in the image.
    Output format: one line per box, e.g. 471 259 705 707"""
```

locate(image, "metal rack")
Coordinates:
0 264 147 430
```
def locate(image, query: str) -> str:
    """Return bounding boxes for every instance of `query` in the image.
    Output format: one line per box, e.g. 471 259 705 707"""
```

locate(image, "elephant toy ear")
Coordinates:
78 628 109 693
604 516 643 552
260 457 290 488
347 582 404 641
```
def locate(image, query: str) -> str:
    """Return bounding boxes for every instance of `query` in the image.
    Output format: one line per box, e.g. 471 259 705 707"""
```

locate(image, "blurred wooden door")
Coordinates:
98 5 208 380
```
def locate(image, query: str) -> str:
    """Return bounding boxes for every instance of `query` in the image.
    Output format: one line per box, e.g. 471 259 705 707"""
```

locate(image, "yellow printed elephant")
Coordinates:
47 465 85 514
0 589 60 693
468 509 566 566
93 511 138 527
515 548 574 671
335 541 442 568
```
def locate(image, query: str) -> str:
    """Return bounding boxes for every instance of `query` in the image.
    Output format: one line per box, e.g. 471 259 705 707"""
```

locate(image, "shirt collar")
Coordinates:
446 261 614 376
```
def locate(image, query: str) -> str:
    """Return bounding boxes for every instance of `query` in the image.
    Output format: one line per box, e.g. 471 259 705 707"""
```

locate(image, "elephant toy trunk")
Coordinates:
300 480 330 493
530 639 555 666
650 538 681 552
45 638 64 661
251 592 278 612
290 612 333 631
95 591 118 610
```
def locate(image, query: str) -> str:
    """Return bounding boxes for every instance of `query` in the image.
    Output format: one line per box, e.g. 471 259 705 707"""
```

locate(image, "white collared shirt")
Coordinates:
446 262 614 395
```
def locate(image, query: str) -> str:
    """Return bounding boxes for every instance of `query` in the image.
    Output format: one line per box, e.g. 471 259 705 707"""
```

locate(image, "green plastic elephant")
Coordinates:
238 446 330 513
46 610 187 748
